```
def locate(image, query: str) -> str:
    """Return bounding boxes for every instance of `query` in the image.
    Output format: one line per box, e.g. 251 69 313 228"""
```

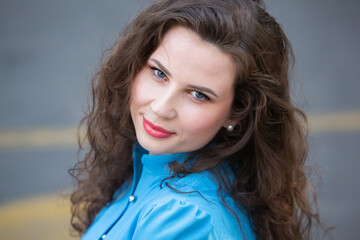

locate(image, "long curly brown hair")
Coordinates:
70 0 326 239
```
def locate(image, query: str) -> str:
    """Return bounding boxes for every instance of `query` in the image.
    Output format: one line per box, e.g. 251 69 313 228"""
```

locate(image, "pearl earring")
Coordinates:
227 125 234 131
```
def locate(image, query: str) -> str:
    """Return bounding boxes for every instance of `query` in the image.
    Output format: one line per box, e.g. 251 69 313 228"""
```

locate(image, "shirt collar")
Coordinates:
132 143 191 177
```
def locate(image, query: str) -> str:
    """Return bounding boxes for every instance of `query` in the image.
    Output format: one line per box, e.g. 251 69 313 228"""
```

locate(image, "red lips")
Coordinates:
143 116 175 138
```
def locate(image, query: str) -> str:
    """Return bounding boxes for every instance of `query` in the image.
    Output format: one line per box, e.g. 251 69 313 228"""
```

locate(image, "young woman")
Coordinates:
70 0 323 239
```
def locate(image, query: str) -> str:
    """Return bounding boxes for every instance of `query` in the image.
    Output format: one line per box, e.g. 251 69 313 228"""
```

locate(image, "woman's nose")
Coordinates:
150 88 177 119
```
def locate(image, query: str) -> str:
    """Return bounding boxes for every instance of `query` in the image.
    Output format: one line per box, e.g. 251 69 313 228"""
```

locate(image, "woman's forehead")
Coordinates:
150 26 236 95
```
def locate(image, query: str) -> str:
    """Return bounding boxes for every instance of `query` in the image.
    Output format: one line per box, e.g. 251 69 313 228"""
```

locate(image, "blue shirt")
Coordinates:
82 145 256 239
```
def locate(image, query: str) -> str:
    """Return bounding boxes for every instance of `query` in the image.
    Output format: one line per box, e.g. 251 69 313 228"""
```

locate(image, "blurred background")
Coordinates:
0 0 359 239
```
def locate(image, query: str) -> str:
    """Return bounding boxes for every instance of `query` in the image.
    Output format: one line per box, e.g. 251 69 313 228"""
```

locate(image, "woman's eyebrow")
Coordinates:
149 58 172 77
187 84 219 98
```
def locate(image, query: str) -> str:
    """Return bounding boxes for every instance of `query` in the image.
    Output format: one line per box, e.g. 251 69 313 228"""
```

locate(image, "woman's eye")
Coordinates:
191 90 210 102
150 67 167 79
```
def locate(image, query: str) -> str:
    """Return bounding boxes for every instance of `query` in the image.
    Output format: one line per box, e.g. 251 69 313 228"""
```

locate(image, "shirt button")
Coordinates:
101 234 106 239
129 195 136 203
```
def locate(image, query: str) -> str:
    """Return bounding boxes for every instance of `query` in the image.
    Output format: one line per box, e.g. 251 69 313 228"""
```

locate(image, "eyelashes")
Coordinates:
190 90 210 102
148 65 211 103
150 66 167 79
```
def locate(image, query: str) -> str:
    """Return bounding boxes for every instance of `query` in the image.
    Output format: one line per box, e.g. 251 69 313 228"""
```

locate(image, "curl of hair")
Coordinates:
70 0 328 239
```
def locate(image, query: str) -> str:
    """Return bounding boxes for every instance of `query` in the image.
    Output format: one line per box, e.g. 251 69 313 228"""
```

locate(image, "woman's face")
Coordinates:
130 26 236 155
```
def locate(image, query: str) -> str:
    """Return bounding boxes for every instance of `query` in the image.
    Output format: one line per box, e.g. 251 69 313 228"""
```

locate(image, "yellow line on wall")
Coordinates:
0 127 79 149
0 193 77 240
0 111 359 149
308 111 360 132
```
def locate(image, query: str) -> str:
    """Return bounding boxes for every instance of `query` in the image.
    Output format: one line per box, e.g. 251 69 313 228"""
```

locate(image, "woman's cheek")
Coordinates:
181 105 226 132
133 71 156 104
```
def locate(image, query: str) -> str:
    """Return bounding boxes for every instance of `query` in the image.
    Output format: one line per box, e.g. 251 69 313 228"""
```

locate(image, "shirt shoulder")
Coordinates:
134 194 256 240
132 198 213 240
155 174 257 240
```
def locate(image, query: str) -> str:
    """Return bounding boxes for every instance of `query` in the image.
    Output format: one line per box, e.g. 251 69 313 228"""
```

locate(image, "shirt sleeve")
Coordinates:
132 198 214 240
